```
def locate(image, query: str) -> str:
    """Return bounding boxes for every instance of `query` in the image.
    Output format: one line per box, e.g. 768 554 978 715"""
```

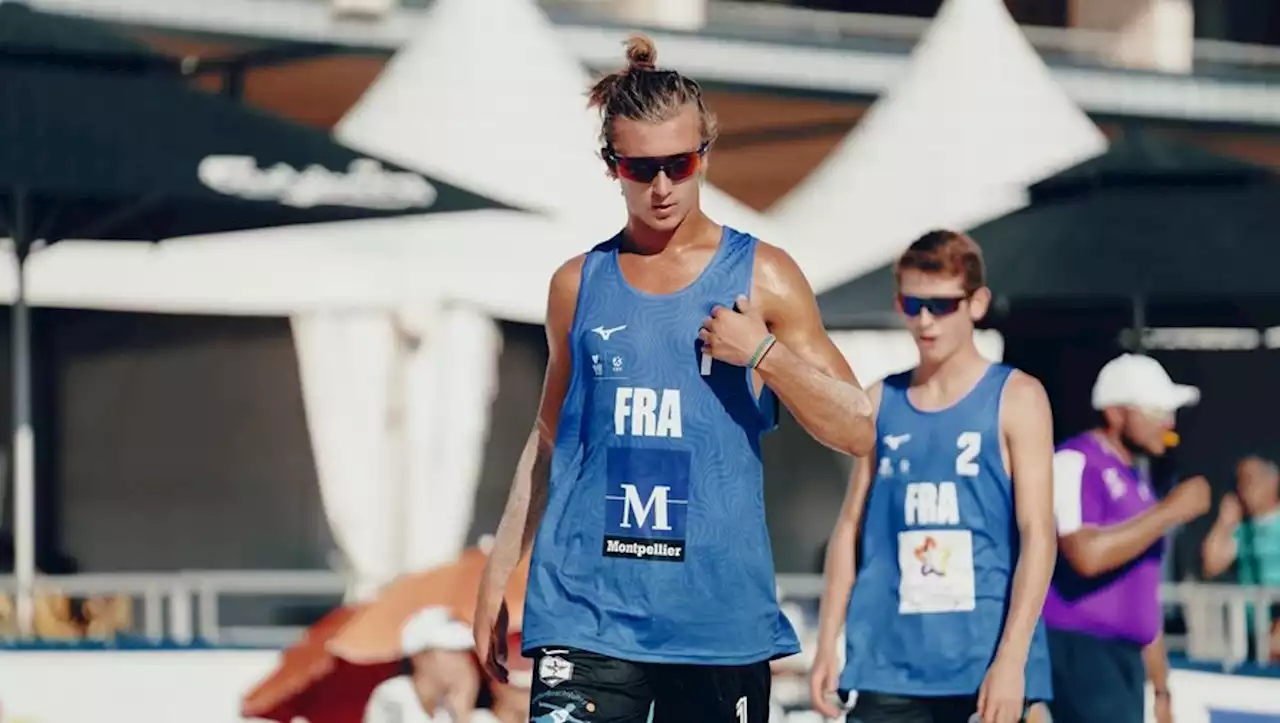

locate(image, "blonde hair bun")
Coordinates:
625 34 657 70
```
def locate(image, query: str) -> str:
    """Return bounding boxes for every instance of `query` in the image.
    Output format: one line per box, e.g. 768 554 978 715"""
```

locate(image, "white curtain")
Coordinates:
291 311 404 601
400 304 503 572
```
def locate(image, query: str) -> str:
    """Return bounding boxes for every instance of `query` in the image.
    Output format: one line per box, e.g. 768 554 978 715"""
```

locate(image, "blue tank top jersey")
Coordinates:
839 364 1052 700
521 226 800 665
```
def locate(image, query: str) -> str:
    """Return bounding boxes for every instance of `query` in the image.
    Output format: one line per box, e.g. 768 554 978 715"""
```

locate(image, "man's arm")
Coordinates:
1201 498 1241 579
815 384 883 657
477 256 581 606
994 372 1058 664
752 243 875 457
1143 631 1171 697
1055 452 1206 578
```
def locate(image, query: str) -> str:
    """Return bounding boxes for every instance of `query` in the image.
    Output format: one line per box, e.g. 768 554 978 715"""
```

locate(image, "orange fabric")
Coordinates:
247 658 402 723
329 549 530 665
241 606 400 722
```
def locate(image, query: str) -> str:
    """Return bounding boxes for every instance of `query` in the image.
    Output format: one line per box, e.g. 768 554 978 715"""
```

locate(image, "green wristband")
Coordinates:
749 334 777 369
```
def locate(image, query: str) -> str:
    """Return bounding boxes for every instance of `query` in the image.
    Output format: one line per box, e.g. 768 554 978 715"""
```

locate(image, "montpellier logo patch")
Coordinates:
603 448 690 563
538 655 574 688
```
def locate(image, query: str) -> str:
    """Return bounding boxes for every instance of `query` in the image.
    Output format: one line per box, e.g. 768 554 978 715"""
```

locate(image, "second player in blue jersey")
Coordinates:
811 231 1057 723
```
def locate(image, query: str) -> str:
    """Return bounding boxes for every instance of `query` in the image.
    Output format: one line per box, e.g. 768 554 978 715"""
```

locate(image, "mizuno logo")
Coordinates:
884 433 912 451
591 325 627 340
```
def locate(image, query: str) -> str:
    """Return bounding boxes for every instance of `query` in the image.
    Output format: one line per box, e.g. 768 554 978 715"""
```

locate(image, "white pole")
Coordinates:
11 192 36 637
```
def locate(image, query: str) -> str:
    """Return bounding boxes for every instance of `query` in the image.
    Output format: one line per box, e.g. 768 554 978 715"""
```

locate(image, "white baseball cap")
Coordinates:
400 605 475 656
1091 354 1200 413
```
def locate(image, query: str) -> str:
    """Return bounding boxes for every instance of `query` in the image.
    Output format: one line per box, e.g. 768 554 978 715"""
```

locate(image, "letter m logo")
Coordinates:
618 483 671 531
604 448 690 542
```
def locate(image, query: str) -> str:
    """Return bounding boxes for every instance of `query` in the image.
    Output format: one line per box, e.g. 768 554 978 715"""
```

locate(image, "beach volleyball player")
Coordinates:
810 231 1057 723
474 35 877 723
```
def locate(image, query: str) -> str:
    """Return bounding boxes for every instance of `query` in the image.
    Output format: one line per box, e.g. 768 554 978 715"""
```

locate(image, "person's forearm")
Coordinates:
1143 633 1170 694
816 520 858 655
1062 504 1180 578
1201 521 1238 578
480 431 552 601
755 341 875 457
996 521 1057 662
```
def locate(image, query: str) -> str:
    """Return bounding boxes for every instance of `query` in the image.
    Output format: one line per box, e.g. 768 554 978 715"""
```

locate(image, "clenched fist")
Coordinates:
1165 475 1212 524
699 295 771 368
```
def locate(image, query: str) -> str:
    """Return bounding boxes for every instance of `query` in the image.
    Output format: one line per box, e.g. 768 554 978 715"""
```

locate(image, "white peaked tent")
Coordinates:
334 0 781 246
766 0 1107 385
0 231 521 600
148 210 612 598
770 0 1108 287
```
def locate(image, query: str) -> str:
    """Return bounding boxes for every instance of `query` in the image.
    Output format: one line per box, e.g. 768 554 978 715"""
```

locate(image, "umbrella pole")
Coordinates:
10 190 35 638
1131 294 1147 353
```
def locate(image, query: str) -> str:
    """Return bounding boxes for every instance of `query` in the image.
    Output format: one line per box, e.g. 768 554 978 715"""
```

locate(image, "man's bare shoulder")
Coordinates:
1001 369 1051 426
549 254 587 293
545 254 588 335
752 240 811 295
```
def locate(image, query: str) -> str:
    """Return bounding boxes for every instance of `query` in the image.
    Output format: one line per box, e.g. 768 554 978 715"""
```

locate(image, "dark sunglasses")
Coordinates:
898 294 969 318
603 141 709 184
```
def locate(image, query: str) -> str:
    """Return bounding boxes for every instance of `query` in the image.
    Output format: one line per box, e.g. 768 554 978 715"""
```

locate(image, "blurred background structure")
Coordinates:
0 0 1279 721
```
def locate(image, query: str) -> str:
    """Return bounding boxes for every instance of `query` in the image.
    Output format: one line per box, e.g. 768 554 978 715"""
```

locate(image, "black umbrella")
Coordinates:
0 4 513 633
818 132 1280 330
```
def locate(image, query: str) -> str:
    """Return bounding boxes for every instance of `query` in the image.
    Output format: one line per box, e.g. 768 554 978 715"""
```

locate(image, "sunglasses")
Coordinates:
1134 407 1176 424
898 294 969 318
604 141 709 184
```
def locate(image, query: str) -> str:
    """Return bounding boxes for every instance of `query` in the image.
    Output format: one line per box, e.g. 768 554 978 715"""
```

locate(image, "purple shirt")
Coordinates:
1042 432 1164 645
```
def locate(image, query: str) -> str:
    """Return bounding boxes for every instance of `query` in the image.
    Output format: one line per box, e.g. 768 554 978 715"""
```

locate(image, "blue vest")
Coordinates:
521 227 800 665
840 365 1052 700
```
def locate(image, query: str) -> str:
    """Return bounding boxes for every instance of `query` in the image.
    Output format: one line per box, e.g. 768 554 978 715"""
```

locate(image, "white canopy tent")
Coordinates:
764 0 1107 387
0 240 402 316
0 209 589 599
159 210 601 595
769 0 1108 285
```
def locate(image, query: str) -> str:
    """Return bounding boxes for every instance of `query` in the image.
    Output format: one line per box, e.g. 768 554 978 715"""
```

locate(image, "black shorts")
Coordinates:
527 647 771 723
1046 628 1144 723
842 692 1041 723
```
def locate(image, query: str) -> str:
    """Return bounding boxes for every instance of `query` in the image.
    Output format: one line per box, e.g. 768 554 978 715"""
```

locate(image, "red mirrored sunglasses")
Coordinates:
603 141 710 184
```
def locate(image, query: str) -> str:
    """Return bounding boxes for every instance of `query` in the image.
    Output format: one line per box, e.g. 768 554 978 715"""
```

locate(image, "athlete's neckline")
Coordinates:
901 363 996 415
608 225 730 300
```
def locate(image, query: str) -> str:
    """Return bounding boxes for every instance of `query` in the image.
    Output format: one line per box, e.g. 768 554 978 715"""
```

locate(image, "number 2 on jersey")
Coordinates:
955 431 981 477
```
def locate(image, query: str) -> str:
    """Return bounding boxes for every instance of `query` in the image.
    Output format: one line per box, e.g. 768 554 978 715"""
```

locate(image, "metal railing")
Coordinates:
1 571 1276 668
0 570 345 644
